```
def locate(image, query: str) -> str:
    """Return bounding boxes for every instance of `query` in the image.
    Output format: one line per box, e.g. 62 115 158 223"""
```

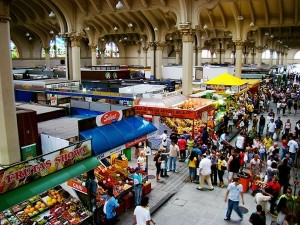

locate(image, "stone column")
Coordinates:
197 46 202 66
100 46 106 65
276 51 280 65
89 44 97 66
244 53 249 65
220 49 225 64
44 47 50 68
284 53 288 65
210 51 214 64
269 49 273 67
142 46 148 67
232 51 235 64
175 49 180 65
180 29 194 96
256 46 263 67
193 46 197 66
235 40 244 78
281 52 284 65
155 42 164 80
0 0 21 164
69 35 82 80
251 53 256 65
148 42 155 76
137 50 141 66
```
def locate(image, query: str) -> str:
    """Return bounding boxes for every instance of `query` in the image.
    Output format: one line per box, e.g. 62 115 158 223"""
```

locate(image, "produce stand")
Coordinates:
134 92 216 138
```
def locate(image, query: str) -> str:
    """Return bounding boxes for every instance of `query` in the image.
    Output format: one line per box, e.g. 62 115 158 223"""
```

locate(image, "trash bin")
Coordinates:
237 172 251 193
123 148 132 161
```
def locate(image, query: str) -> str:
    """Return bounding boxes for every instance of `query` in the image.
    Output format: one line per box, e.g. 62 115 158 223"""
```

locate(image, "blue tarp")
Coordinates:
79 116 157 156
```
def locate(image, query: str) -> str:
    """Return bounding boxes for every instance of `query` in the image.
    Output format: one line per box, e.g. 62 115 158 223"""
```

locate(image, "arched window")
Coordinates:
262 50 278 59
105 42 119 57
201 49 211 58
41 36 66 58
11 41 19 59
294 51 300 59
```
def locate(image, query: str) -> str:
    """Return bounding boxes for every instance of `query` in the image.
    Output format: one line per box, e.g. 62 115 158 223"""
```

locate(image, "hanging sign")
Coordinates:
96 110 123 126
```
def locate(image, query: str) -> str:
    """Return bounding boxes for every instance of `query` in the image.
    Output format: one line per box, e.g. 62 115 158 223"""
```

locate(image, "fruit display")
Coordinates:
0 218 10 225
15 211 29 222
2 210 20 225
160 117 205 135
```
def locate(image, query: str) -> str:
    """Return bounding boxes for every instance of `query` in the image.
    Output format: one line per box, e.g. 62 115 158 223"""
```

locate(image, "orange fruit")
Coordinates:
24 208 30 214
40 203 45 208
29 208 35 213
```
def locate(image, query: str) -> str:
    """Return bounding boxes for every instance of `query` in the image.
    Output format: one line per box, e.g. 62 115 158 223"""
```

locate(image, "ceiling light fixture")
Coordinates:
50 30 54 34
128 23 133 28
49 11 56 18
237 16 243 21
270 34 274 38
116 1 124 10
249 22 254 27
154 27 158 32
114 26 118 31
203 24 208 29
85 27 90 31
25 32 30 37
124 37 127 40
29 37 32 40
265 32 269 36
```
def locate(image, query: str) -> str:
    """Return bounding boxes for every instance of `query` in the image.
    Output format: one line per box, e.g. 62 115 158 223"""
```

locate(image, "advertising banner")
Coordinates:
0 140 92 194
21 143 37 160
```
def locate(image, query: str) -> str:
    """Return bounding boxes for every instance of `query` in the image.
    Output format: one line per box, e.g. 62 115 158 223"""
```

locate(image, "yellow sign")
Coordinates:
92 91 122 97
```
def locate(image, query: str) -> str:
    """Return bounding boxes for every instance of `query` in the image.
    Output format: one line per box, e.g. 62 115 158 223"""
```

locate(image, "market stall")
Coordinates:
134 91 217 138
243 79 260 94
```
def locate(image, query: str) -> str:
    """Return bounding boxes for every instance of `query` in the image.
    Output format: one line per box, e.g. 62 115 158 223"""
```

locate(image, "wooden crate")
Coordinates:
115 201 125 216
123 192 134 210
142 182 152 196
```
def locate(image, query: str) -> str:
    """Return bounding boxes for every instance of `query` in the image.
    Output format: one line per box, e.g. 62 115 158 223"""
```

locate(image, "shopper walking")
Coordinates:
168 141 179 172
197 154 214 191
224 177 245 221
132 167 143 206
178 136 187 162
154 150 162 182
133 197 154 225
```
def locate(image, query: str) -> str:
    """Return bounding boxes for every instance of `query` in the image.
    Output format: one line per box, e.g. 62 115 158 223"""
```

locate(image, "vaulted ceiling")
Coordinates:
8 0 300 51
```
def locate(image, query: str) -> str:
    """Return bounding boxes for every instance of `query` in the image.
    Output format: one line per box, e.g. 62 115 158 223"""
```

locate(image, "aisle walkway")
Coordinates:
115 101 299 225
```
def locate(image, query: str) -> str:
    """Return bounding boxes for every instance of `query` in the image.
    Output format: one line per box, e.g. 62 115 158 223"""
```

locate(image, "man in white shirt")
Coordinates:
219 131 229 150
288 135 299 163
224 178 245 221
197 154 214 191
267 119 276 139
160 130 168 150
235 132 245 152
168 141 179 172
133 197 153 225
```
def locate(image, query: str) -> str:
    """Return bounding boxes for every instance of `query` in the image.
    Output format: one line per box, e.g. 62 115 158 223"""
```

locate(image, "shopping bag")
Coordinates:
273 133 277 140
161 160 165 168
185 158 189 164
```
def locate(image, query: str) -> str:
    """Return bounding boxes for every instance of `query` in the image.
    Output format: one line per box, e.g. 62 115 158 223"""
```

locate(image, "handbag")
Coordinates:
161 160 165 168
273 132 277 140
185 158 189 164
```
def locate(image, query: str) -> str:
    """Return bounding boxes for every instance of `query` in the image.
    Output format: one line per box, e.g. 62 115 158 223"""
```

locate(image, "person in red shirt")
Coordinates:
178 136 187 162
262 176 281 216
280 138 289 160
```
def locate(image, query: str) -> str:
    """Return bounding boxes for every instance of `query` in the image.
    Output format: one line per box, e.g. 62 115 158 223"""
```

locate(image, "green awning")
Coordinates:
0 157 100 211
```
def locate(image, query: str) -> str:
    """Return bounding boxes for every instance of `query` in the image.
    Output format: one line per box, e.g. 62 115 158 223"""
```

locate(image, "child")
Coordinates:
217 155 227 188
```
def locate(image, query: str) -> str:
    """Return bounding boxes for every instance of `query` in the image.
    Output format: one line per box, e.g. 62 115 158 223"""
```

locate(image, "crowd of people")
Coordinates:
149 77 300 225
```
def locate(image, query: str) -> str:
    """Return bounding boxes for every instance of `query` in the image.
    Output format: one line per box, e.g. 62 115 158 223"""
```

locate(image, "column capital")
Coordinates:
251 53 256 56
148 42 155 50
0 0 11 23
137 50 141 54
256 46 264 53
234 40 244 50
180 29 195 43
69 35 82 47
44 47 50 53
220 49 226 54
89 44 97 52
142 46 149 52
281 52 285 56
156 42 165 51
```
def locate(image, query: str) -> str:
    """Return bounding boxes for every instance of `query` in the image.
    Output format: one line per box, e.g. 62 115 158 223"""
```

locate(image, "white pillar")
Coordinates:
138 50 141 66
155 42 164 80
235 40 244 79
232 51 235 65
0 2 21 165
100 46 105 65
256 46 263 67
221 49 225 64
284 53 288 65
281 52 284 65
149 42 155 77
181 30 194 96
142 46 148 67
175 49 180 64
276 51 280 65
193 46 197 66
90 45 97 66
69 35 81 80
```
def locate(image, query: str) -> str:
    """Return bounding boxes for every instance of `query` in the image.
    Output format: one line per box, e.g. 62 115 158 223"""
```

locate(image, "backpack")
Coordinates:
153 154 159 162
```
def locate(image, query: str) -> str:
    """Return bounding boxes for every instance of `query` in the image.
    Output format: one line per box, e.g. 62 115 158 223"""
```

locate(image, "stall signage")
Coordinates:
14 80 45 91
97 144 125 159
96 110 123 126
67 179 87 194
206 84 227 91
0 140 92 195
240 84 248 91
134 106 196 119
92 91 122 97
125 136 147 148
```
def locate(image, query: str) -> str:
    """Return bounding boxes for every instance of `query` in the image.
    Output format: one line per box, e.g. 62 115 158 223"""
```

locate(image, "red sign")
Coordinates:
96 111 123 126
67 179 88 194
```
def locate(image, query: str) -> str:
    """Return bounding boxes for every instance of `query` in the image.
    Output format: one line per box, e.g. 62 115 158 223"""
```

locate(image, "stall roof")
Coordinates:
0 157 100 211
205 73 248 86
119 84 166 94
189 90 216 98
15 102 64 115
242 79 260 86
79 116 157 157
38 117 82 139
137 94 187 108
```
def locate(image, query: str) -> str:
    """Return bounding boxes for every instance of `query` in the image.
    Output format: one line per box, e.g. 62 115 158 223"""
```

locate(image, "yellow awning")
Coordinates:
205 73 248 86
242 79 260 86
